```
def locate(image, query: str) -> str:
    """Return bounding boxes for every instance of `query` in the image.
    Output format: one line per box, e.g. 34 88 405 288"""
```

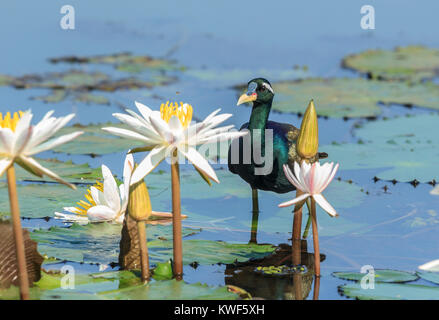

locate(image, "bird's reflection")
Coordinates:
224 241 324 300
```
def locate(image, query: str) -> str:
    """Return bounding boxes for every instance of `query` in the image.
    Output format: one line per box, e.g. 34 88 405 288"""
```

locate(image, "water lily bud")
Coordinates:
128 179 152 221
297 100 319 159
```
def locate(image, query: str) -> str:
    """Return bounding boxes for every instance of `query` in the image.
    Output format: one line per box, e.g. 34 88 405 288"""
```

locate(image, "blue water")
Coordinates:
1 0 439 299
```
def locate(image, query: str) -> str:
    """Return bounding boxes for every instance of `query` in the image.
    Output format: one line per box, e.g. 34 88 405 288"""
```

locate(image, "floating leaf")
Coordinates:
342 46 439 82
100 280 239 300
148 239 275 265
323 114 439 182
416 271 439 285
52 123 144 155
339 282 439 300
11 158 101 183
333 269 418 283
0 183 88 219
0 69 175 104
239 78 439 118
50 53 180 74
30 223 201 265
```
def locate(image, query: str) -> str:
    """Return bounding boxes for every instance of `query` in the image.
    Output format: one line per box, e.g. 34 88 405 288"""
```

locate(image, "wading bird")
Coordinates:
228 78 327 243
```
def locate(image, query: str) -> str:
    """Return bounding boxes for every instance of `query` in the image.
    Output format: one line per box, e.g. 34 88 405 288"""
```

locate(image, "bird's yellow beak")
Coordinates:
237 93 257 106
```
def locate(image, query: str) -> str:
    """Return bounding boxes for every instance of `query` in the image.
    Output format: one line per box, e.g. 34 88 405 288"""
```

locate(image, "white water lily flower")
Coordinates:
419 259 439 272
55 154 134 224
0 110 83 188
102 101 247 185
278 161 339 217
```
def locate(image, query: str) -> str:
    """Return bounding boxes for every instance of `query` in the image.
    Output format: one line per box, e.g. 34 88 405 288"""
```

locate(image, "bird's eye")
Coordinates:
260 86 266 92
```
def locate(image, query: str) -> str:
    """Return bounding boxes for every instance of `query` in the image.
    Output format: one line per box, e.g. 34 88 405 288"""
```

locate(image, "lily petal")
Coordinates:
179 146 219 184
130 146 167 185
102 165 121 214
0 159 12 177
313 193 338 217
87 205 117 221
17 156 76 189
278 193 310 208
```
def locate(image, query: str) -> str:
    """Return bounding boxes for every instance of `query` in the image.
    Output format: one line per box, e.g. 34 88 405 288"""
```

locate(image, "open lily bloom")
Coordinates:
278 161 339 217
419 259 439 272
0 110 83 188
55 154 134 224
102 101 247 185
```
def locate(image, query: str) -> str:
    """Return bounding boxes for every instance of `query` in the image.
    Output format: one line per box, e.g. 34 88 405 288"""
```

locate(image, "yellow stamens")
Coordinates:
72 181 103 216
0 111 23 132
160 101 193 128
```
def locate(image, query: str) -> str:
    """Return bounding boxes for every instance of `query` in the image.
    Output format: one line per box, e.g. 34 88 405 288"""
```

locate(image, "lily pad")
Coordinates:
30 223 201 265
52 123 144 155
11 158 101 183
323 114 439 182
333 269 418 283
339 282 439 300
100 280 239 300
0 69 175 104
50 52 180 74
416 271 439 285
245 78 439 118
0 183 88 219
342 46 439 82
148 239 275 265
1 270 240 300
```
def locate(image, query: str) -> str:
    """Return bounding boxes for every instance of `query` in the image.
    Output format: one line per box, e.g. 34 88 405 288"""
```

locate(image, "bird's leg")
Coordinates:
302 198 312 239
249 188 259 244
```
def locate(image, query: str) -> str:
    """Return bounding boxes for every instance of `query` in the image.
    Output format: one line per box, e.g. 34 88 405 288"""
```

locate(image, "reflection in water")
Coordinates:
224 241 325 300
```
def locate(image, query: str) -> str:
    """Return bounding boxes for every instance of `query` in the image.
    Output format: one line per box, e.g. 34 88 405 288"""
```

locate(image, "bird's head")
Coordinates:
237 78 274 106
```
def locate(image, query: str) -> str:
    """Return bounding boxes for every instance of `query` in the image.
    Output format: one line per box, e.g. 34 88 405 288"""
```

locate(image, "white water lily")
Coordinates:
419 259 439 272
278 161 339 217
0 110 83 188
102 101 247 185
55 154 134 224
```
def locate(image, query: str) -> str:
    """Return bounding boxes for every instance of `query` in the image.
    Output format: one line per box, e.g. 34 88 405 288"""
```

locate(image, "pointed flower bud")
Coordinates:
297 100 319 159
128 178 152 221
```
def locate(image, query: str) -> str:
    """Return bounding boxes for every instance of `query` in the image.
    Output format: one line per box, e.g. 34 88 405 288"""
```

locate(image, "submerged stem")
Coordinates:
310 198 320 277
137 221 150 282
6 165 30 300
292 189 303 267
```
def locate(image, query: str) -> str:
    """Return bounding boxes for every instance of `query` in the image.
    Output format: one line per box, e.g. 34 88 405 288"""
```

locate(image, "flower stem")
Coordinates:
292 189 303 267
310 197 320 277
302 199 312 239
6 165 30 300
171 150 183 280
136 221 150 282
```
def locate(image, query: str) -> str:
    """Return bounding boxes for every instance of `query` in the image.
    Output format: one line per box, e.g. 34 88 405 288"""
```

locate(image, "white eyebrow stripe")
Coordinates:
262 82 274 93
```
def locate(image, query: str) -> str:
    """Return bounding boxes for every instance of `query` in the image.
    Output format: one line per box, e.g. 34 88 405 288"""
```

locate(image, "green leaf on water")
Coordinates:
339 282 439 300
416 271 439 285
11 158 101 183
52 122 144 155
333 269 418 283
148 239 275 265
0 182 89 219
1 270 240 300
239 78 439 118
323 114 439 182
342 46 439 82
30 223 201 265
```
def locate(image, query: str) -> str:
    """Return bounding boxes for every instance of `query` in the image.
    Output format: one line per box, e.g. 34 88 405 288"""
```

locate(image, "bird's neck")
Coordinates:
248 101 272 131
